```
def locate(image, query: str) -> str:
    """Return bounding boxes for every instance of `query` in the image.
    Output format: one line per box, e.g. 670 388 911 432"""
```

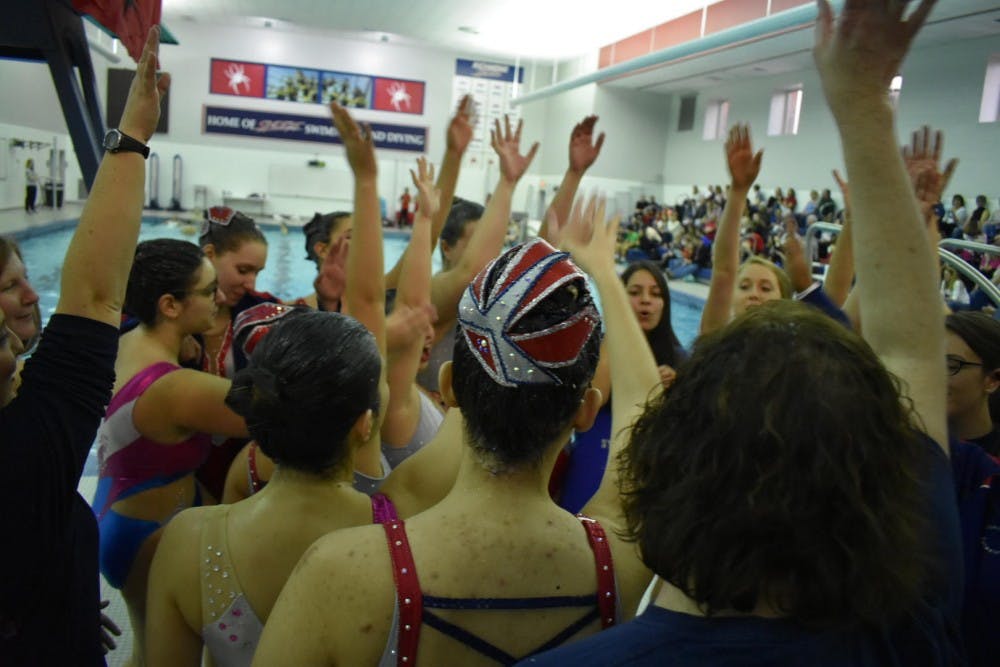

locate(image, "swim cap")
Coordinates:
233 303 304 358
458 238 601 388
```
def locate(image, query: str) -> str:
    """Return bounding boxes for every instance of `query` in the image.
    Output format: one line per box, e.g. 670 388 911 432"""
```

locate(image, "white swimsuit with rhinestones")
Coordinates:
200 505 265 667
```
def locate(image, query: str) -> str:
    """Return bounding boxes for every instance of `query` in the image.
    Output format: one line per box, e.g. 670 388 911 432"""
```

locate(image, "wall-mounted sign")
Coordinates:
210 59 426 115
203 105 428 152
452 59 526 155
454 59 525 83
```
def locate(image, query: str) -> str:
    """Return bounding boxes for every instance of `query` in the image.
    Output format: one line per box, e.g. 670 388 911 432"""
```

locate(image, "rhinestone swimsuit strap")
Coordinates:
382 516 618 666
383 520 423 666
576 514 617 628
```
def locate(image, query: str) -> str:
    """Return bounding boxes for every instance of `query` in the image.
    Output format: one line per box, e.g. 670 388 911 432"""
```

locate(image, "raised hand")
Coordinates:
902 125 958 224
541 208 567 248
330 101 376 179
568 115 605 174
119 26 171 142
491 116 539 185
781 217 814 293
447 95 475 155
560 194 619 276
832 168 850 210
314 234 349 311
814 0 936 117
725 124 763 191
410 157 440 221
386 302 437 355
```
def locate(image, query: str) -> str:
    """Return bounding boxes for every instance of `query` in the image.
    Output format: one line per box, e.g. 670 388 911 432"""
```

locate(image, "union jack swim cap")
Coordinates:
458 238 601 388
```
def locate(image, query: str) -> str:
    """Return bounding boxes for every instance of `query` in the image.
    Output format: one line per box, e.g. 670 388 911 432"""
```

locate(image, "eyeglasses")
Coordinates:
946 356 983 376
177 282 219 299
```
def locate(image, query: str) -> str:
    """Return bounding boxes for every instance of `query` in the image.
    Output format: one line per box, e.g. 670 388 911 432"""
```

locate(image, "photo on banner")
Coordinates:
320 73 373 108
265 66 320 103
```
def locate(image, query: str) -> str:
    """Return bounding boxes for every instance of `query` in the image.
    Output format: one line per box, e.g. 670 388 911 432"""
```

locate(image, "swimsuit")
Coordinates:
93 362 212 589
377 515 618 666
201 494 399 666
381 390 444 470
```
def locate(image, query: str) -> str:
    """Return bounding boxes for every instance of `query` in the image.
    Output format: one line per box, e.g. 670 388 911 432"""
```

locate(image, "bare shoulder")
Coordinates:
256 523 398 665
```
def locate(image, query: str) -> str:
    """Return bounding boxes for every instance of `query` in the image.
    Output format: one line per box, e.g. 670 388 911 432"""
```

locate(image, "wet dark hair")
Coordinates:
303 211 351 265
439 198 484 264
226 311 381 474
199 207 267 254
451 247 601 472
621 300 934 629
622 261 682 367
946 311 1000 421
124 239 206 326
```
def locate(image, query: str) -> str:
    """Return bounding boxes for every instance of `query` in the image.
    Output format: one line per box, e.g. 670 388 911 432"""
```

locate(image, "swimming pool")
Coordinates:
13 218 704 348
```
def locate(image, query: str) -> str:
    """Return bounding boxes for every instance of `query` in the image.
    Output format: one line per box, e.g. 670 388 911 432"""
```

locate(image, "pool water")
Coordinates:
14 218 703 348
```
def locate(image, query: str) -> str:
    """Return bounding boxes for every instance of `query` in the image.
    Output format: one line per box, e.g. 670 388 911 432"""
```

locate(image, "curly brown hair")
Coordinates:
620 300 935 628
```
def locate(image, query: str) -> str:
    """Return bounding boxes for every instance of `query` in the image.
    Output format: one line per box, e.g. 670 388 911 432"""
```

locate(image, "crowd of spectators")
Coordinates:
620 186 999 291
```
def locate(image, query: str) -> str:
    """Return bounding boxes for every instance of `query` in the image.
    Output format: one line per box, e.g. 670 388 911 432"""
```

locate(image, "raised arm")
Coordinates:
383 158 438 447
330 102 385 354
822 169 854 307
429 116 539 333
700 125 763 335
539 115 605 245
815 0 946 448
559 196 660 526
57 27 170 326
385 96 474 289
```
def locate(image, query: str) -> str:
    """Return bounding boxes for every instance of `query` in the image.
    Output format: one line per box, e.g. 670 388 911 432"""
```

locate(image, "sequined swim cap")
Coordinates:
457 238 601 388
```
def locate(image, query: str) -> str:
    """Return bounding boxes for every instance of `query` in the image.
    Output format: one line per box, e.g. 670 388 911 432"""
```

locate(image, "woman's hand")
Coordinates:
568 115 605 175
725 124 763 191
447 95 475 155
560 194 619 277
410 157 440 221
119 27 171 143
314 234 349 311
329 101 376 180
492 116 539 185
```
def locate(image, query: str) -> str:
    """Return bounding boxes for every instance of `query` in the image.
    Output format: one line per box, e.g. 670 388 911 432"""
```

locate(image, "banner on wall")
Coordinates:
203 106 428 152
209 58 426 115
454 59 525 83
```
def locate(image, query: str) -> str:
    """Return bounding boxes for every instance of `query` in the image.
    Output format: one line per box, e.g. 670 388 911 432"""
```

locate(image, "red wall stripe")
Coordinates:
705 0 768 35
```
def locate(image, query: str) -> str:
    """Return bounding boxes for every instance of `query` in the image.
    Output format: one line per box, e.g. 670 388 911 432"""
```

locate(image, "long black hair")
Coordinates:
622 261 682 367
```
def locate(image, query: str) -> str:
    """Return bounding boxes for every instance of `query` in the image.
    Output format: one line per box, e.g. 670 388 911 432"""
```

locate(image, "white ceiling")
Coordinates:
161 0 715 62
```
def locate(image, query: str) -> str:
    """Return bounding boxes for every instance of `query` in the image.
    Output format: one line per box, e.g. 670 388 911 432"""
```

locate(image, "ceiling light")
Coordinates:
458 26 479 35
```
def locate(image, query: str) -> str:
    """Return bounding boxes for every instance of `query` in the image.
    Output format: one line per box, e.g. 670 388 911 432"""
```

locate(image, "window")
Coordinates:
678 94 697 132
889 75 903 108
702 100 730 140
767 86 802 136
980 55 1000 123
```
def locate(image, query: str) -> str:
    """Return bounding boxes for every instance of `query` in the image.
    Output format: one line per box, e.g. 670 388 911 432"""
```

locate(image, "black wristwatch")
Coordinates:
103 129 150 159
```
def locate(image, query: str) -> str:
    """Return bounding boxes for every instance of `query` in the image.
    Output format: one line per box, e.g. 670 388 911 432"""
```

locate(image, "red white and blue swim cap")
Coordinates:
458 238 601 388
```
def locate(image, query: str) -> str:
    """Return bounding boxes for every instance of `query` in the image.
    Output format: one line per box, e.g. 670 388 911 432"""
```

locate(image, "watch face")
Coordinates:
104 130 122 150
